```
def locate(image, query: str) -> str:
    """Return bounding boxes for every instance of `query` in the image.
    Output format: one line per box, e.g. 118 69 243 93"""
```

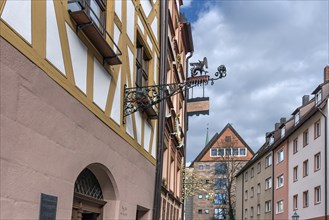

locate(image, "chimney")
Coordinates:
275 123 280 130
265 132 271 143
324 65 329 82
280 117 286 124
302 95 309 105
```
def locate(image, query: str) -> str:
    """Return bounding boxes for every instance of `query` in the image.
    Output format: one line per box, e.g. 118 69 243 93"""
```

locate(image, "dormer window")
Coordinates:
315 90 322 105
294 112 300 126
269 135 274 145
280 126 285 138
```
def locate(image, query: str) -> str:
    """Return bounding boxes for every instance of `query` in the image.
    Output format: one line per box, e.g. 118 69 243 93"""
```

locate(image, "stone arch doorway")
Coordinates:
72 164 118 220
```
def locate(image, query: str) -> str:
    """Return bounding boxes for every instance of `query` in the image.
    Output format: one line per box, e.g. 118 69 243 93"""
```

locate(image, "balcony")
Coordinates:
68 0 122 65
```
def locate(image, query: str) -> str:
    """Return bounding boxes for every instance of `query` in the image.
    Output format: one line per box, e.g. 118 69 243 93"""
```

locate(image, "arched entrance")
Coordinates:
72 168 106 220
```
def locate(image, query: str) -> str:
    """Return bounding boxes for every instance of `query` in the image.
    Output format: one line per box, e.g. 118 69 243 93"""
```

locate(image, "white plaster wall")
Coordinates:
144 121 152 152
46 0 66 75
126 0 135 44
151 123 157 158
153 53 158 83
1 0 32 44
114 0 122 21
288 113 326 219
65 23 88 94
140 0 152 17
135 112 142 145
151 16 158 42
113 24 121 53
137 17 144 34
128 47 134 87
146 36 153 52
110 69 121 124
125 79 134 138
93 59 111 111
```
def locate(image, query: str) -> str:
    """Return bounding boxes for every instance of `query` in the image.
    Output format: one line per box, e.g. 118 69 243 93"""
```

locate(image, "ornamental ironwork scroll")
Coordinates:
123 57 227 123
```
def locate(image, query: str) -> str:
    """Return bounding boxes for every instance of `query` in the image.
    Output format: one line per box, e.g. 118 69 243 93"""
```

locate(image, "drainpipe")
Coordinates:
152 0 168 219
181 51 193 220
317 106 328 220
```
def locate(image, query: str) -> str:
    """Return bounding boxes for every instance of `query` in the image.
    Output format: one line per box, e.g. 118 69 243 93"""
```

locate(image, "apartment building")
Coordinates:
160 0 194 219
186 123 254 220
1 0 162 219
236 66 329 220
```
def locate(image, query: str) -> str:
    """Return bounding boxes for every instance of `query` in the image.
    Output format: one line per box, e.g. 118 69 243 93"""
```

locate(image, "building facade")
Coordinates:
1 0 162 219
186 124 254 220
160 0 194 219
236 66 329 220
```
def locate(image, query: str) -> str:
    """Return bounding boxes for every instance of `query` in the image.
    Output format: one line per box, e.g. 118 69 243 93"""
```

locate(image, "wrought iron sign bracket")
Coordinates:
122 59 226 124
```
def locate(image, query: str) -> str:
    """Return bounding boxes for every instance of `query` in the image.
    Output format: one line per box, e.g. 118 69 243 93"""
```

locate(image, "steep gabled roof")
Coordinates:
190 123 254 167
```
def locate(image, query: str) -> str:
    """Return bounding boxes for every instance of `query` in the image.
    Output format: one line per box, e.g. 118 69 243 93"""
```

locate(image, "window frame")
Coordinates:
293 194 298 210
276 200 284 214
303 190 309 208
265 177 272 190
293 166 298 182
265 200 272 212
314 120 321 139
303 129 309 147
293 138 298 154
257 183 261 194
314 186 321 205
277 148 284 164
265 154 272 168
276 174 284 189
303 160 309 177
314 152 321 171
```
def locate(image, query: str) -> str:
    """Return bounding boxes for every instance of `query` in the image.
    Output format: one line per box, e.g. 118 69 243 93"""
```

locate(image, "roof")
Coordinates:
190 123 254 167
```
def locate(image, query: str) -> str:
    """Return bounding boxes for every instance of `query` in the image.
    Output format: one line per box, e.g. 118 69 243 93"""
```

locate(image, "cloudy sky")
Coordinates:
181 0 329 163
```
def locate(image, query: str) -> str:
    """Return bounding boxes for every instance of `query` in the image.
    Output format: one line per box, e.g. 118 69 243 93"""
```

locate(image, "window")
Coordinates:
198 209 202 214
303 129 309 147
293 138 298 154
315 186 321 204
265 177 272 190
277 149 284 163
251 167 254 178
226 148 231 156
199 165 204 170
136 40 150 88
315 90 322 105
240 148 246 156
257 204 261 215
314 153 321 171
276 174 284 188
314 120 321 139
244 209 248 219
211 148 217 156
233 148 239 156
214 178 227 190
214 208 226 220
205 209 209 214
218 148 225 156
205 194 210 199
214 193 226 204
293 166 298 182
225 136 231 142
198 194 203 199
251 187 254 198
281 126 285 138
303 191 309 207
257 183 261 194
215 163 227 175
293 194 298 210
265 154 272 167
294 112 300 125
269 136 274 145
206 164 211 170
250 206 254 217
303 160 309 177
257 162 261 173
244 190 248 200
245 172 248 182
265 200 271 212
276 200 284 213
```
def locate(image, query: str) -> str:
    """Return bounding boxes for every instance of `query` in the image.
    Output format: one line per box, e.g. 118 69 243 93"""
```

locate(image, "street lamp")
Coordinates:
292 211 299 220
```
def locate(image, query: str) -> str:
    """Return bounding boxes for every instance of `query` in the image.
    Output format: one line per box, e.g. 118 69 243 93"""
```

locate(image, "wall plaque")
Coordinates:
39 193 58 220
